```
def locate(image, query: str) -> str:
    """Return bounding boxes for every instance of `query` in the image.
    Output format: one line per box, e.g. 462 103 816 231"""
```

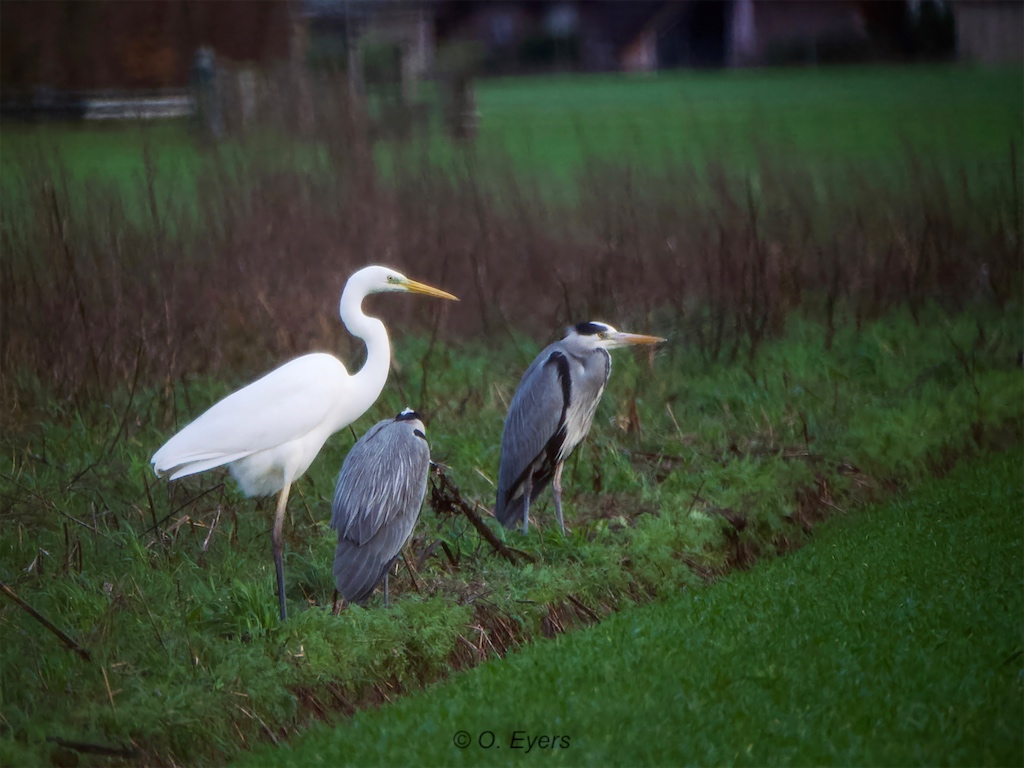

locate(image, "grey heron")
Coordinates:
495 322 665 535
151 266 457 621
331 408 430 606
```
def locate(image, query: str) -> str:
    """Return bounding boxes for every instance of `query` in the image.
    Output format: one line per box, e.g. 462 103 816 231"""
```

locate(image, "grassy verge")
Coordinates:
242 447 1024 767
1 305 1020 766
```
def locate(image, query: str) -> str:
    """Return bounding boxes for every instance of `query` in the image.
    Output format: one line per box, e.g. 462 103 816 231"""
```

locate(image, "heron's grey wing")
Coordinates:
332 538 395 604
332 503 420 603
495 345 570 524
329 420 389 531
330 420 429 602
330 420 430 544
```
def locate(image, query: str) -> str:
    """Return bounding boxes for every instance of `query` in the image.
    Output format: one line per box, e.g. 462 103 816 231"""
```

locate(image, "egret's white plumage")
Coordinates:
151 265 457 620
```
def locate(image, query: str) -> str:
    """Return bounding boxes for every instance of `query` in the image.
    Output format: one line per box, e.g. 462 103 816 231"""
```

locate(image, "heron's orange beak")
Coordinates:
608 332 666 348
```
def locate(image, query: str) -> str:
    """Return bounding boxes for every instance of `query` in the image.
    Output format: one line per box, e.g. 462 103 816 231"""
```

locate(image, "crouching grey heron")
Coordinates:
152 266 457 621
495 322 665 535
331 408 430 606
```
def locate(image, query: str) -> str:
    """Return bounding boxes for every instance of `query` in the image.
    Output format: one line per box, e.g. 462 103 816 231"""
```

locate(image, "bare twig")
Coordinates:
474 623 501 659
45 737 137 759
101 336 145 461
415 539 443 571
236 705 280 746
401 545 422 593
504 545 536 562
144 482 225 535
686 479 706 515
131 576 167 653
141 471 161 541
566 593 601 622
474 466 495 487
0 581 91 662
101 666 118 721
439 541 459 568
201 507 222 553
665 402 685 443
428 465 535 564
0 471 121 546
457 633 484 661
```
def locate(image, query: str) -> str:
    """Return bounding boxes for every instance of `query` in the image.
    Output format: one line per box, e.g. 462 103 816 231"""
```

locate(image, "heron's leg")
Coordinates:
521 473 533 535
272 483 292 621
384 572 390 608
552 462 566 536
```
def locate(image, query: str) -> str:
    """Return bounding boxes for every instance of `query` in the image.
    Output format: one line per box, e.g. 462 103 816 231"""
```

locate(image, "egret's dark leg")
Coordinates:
552 462 566 535
272 483 292 621
521 473 533 535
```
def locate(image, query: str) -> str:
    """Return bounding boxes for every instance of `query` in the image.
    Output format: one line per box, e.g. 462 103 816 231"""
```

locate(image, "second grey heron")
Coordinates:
331 408 431 606
495 322 665 535
152 266 457 621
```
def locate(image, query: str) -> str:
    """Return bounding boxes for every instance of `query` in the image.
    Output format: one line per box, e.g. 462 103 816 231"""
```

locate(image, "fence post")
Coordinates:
190 46 224 140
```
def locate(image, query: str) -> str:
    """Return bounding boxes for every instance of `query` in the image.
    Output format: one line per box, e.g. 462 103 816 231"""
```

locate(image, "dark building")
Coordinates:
434 0 885 73
0 0 292 96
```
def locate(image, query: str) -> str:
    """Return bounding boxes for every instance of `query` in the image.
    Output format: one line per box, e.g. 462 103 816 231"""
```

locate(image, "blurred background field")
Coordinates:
4 66 1021 193
1 1 1022 765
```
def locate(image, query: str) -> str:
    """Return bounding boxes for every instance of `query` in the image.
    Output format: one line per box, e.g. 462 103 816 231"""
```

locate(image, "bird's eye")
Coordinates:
599 332 608 339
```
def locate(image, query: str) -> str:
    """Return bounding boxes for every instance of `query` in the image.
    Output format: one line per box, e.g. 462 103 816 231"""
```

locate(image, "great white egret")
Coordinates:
495 322 665 535
151 265 457 620
331 408 430 606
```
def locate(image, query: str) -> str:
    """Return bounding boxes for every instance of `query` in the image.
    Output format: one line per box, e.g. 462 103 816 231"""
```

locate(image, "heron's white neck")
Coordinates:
339 281 391 422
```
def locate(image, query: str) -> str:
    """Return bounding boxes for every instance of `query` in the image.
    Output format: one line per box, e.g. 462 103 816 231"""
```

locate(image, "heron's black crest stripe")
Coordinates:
574 322 607 336
545 350 572 464
396 410 422 422
549 351 572 419
413 429 426 441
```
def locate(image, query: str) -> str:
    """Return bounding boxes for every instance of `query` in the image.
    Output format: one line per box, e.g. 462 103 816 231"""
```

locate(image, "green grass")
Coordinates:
242 447 1024 767
2 305 1021 766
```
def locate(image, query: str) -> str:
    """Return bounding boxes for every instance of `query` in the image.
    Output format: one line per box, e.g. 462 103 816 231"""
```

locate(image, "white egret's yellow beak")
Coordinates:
608 331 666 348
401 278 459 301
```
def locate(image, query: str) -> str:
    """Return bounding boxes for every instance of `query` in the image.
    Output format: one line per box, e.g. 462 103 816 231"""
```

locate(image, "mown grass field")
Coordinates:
1 65 1022 766
243 447 1024 767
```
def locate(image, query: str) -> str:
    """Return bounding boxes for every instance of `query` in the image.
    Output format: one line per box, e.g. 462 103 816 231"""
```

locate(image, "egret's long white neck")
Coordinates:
339 279 391 424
